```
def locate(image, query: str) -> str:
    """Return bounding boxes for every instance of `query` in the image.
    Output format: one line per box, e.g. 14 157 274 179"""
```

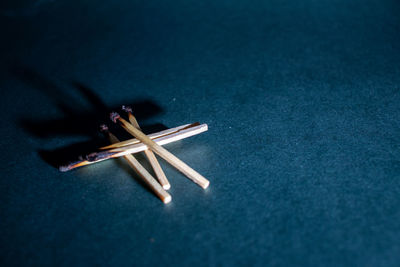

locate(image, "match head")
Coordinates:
59 165 70 172
110 112 120 123
99 124 109 132
121 105 133 113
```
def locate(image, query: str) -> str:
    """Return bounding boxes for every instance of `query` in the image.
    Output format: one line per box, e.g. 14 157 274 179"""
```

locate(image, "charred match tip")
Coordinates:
110 112 120 123
99 124 109 132
86 151 116 162
59 165 71 172
121 105 132 113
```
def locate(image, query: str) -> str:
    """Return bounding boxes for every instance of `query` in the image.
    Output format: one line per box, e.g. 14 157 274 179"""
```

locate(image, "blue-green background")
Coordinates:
1 0 400 266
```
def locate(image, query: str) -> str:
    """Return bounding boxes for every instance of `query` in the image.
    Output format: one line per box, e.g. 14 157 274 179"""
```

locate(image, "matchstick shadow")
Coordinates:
13 66 169 172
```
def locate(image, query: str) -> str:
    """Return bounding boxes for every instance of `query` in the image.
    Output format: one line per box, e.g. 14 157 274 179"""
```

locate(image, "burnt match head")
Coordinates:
121 105 132 113
59 165 70 172
110 112 120 123
99 124 109 132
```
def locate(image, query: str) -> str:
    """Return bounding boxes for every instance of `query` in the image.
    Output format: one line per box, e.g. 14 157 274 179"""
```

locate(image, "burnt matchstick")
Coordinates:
110 112 210 189
100 124 171 204
59 123 208 171
122 105 171 190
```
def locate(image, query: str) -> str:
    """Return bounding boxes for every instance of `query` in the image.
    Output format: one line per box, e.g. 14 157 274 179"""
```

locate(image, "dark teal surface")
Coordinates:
1 0 400 266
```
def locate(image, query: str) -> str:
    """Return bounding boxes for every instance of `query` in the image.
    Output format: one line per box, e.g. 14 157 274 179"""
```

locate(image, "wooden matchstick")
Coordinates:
110 112 210 189
59 123 208 171
107 123 207 153
122 105 170 190
100 123 199 150
100 125 171 204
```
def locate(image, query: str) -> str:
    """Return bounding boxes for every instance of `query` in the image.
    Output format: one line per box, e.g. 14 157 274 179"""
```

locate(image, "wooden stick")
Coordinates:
100 125 171 204
100 123 199 150
111 112 210 189
59 123 208 171
108 123 206 153
122 106 171 190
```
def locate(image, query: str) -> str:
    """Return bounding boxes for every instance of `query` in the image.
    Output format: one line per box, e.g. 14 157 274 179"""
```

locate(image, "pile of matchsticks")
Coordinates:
60 106 210 204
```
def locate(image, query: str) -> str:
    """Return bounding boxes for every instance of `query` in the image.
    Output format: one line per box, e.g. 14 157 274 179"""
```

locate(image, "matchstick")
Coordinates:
100 125 171 204
110 112 210 189
59 123 208 171
100 123 199 150
122 105 170 190
108 123 207 153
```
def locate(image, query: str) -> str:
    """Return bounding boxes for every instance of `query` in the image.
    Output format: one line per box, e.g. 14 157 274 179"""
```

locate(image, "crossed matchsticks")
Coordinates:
60 106 210 204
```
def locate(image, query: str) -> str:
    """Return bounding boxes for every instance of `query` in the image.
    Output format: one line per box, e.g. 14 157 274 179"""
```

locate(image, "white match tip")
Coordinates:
202 180 210 189
163 195 172 204
163 184 171 190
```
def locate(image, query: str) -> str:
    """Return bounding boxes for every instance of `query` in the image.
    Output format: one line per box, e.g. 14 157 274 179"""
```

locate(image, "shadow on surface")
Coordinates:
12 66 168 169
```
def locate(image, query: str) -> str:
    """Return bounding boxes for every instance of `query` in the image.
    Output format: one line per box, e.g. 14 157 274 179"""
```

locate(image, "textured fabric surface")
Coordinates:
1 0 400 266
